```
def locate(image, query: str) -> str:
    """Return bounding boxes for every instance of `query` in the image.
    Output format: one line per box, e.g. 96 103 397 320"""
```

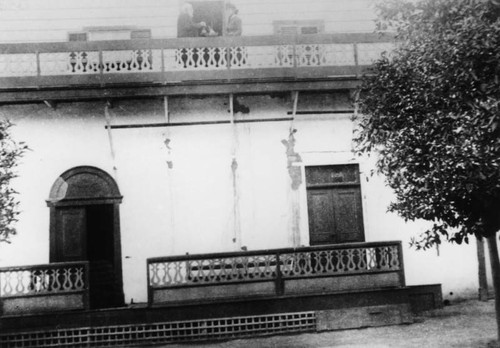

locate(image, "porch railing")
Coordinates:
147 241 405 306
0 33 394 90
0 261 89 315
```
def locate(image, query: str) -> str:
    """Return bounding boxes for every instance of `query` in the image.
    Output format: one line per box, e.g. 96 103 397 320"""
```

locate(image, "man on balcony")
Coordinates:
225 3 242 36
177 3 206 38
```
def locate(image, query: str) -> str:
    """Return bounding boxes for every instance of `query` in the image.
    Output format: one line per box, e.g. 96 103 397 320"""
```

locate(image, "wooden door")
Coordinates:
306 165 365 245
53 207 87 261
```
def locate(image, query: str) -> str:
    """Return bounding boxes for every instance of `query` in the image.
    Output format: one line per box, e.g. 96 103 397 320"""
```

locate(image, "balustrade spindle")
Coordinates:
0 263 88 298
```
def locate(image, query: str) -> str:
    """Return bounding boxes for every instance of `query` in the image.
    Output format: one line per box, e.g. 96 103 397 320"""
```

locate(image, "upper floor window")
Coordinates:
68 27 151 42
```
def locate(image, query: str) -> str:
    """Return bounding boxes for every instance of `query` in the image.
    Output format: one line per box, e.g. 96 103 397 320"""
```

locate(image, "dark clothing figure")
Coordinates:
226 14 242 36
225 4 242 36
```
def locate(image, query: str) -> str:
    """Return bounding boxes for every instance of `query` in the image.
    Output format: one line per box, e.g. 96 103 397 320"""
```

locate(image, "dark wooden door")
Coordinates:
306 165 365 245
54 207 87 261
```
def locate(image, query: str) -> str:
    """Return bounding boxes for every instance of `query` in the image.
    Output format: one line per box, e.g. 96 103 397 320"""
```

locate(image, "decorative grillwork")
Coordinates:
0 262 88 297
102 49 162 73
40 51 100 75
0 311 316 348
0 53 37 77
280 245 400 278
167 47 228 70
149 254 277 287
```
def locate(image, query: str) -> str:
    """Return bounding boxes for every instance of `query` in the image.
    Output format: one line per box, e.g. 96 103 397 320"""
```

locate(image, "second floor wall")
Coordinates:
0 0 377 43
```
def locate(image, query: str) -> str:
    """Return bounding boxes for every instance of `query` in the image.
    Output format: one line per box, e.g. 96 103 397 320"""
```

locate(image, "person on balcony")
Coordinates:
225 3 242 36
177 3 206 38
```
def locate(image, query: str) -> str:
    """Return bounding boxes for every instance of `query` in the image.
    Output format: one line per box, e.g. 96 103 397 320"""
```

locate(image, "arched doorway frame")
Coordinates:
47 166 124 307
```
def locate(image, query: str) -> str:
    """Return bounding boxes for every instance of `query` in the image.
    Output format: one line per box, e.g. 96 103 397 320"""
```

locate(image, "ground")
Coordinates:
158 299 497 348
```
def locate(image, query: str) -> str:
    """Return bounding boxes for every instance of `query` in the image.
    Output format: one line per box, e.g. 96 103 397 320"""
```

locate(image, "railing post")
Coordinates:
276 251 284 296
147 259 152 307
397 241 406 287
36 50 41 87
292 35 298 70
99 49 104 87
161 45 166 83
353 42 359 78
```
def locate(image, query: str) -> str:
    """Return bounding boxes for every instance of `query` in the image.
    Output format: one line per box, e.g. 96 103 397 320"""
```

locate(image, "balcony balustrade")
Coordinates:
147 241 405 306
0 34 394 102
0 261 89 315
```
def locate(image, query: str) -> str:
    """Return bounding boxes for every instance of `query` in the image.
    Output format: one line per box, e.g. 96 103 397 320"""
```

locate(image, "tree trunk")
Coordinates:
477 235 489 301
486 233 500 343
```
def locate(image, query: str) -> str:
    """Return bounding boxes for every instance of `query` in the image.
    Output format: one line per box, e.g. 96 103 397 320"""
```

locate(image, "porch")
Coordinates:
0 241 442 347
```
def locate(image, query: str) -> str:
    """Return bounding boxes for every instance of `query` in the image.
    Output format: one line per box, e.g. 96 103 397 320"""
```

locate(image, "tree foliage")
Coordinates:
0 120 28 243
355 0 500 248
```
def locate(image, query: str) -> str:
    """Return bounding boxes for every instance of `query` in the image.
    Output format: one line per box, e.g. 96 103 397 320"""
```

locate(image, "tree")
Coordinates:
0 120 28 243
354 0 500 343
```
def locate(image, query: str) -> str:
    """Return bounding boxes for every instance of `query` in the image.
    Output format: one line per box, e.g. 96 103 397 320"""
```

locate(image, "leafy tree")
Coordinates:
0 120 28 243
354 0 500 343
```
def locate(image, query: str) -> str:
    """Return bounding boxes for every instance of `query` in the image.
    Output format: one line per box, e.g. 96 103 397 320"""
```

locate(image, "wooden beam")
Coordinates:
229 93 234 123
104 104 119 180
106 117 295 129
0 79 361 104
43 100 57 109
163 96 169 124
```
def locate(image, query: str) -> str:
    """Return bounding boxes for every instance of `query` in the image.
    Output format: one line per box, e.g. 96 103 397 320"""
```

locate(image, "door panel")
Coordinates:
333 188 364 243
307 190 335 245
56 208 86 261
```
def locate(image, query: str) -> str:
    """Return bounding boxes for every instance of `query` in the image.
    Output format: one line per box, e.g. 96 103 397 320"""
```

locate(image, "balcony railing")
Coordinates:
0 261 89 315
0 34 394 91
147 241 405 306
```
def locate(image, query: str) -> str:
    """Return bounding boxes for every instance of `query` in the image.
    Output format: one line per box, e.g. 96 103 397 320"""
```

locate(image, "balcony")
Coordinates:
147 241 405 306
0 33 394 103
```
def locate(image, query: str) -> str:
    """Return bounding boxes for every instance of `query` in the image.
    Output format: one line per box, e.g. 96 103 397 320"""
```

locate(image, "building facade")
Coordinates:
0 0 486 312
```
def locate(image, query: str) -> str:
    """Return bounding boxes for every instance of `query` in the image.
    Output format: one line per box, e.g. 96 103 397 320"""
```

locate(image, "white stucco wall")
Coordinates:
0 0 377 43
0 94 482 303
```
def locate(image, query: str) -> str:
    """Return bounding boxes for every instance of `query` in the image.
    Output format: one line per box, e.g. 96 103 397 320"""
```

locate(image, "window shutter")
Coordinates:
68 32 88 41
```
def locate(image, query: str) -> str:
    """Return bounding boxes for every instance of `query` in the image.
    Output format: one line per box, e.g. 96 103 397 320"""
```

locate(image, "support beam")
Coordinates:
104 104 119 181
0 79 360 104
229 93 234 123
43 100 57 109
163 96 170 124
291 91 299 121
105 117 294 129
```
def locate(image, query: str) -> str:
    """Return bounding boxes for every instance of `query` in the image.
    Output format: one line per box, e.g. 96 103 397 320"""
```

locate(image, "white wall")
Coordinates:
0 0 377 43
0 94 481 303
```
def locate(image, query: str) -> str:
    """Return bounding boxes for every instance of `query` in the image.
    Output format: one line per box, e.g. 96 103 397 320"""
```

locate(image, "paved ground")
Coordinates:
157 299 498 348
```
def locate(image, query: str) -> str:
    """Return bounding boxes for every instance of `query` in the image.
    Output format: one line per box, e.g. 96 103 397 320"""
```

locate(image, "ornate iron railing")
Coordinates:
0 34 394 90
147 241 405 305
0 262 89 315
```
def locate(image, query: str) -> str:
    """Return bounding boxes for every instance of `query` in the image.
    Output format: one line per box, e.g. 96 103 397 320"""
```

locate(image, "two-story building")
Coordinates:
0 0 489 347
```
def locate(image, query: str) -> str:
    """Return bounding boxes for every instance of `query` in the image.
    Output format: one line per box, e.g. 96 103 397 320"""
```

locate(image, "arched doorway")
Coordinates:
47 166 124 309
